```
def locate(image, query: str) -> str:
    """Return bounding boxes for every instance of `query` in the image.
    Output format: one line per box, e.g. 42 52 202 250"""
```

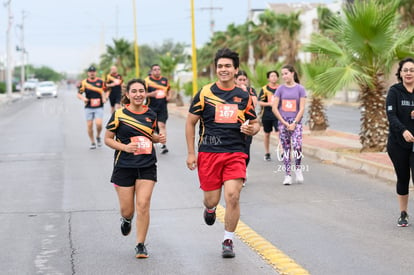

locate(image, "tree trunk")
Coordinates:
359 74 389 152
307 95 329 131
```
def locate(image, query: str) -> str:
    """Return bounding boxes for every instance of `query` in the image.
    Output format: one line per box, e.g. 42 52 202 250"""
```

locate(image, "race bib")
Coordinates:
90 98 101 107
281 99 297 112
130 136 152 155
268 94 275 104
215 104 238 123
155 90 166 99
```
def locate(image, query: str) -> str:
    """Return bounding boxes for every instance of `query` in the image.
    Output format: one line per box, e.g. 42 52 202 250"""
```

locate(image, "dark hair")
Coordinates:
151 64 160 70
236 70 248 79
214 48 239 69
282 64 300 84
396 57 414 82
122 78 146 105
266 70 279 78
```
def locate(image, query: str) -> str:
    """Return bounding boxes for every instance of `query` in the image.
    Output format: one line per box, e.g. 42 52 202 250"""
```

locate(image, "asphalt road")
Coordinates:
1 87 413 275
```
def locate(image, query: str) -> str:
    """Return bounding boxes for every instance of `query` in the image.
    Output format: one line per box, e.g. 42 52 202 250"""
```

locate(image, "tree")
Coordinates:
100 38 133 76
304 0 414 151
274 12 302 65
301 59 334 131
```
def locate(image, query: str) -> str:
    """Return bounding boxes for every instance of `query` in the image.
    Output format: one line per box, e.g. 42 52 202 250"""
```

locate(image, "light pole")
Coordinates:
247 0 255 71
132 0 140 78
17 10 26 91
190 0 198 96
5 0 13 97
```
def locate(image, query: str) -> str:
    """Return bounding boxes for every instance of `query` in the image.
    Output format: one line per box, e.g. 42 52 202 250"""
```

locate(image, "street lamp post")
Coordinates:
190 0 198 96
5 0 13 97
17 10 26 91
132 0 140 78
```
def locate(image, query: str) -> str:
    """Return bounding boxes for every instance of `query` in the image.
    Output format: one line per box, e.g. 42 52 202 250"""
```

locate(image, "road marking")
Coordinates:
216 204 310 275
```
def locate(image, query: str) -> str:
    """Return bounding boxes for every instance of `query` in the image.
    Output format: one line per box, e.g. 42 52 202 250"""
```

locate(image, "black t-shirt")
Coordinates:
189 82 257 153
106 105 158 167
386 82 414 149
78 78 106 108
145 75 170 112
259 85 278 120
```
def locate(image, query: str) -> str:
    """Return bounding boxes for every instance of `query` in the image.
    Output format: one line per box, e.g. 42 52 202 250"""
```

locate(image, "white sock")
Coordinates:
224 230 234 241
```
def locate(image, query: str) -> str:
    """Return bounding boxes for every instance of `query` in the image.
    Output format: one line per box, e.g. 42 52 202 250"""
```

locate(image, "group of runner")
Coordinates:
76 48 307 259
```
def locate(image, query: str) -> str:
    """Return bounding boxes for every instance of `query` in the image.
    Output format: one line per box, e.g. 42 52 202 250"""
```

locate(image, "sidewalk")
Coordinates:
168 103 395 183
0 92 24 106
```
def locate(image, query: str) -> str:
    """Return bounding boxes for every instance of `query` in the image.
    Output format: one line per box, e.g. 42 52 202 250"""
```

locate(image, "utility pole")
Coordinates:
247 0 255 71
200 0 222 38
17 10 26 90
4 0 13 97
200 0 222 79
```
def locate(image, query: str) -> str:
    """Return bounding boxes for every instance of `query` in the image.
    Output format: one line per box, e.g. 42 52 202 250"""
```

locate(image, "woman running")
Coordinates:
104 78 166 258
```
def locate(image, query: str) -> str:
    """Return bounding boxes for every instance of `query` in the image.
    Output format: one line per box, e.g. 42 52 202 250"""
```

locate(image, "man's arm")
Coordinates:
185 113 200 170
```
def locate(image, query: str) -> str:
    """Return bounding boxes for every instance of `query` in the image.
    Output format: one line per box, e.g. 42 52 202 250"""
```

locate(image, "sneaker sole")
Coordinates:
222 251 235 258
136 254 149 259
397 223 409 227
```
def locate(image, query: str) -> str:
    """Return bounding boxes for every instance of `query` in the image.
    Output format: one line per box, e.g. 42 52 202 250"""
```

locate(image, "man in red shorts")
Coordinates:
185 48 260 258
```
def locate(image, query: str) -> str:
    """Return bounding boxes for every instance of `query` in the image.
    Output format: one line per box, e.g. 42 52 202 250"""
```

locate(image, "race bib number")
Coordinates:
155 90 166 99
130 136 152 155
215 104 238 123
90 98 101 107
281 99 297 112
268 94 275 104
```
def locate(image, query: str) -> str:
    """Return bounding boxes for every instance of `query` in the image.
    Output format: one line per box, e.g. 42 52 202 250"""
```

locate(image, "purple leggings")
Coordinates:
278 117 303 175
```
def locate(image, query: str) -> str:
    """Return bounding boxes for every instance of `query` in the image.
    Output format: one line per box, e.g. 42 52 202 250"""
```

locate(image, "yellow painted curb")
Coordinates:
216 204 310 275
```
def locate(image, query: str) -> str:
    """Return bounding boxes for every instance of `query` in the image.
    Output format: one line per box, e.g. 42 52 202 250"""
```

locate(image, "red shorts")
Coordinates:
197 152 247 191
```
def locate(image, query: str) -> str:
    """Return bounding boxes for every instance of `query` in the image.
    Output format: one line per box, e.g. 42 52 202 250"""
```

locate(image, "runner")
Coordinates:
106 65 123 113
386 57 414 227
105 78 166 258
258 70 280 161
185 48 260 258
145 64 171 154
272 65 307 185
77 65 107 149
235 70 258 186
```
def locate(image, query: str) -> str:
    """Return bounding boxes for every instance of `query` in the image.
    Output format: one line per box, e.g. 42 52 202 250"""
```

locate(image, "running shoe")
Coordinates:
161 145 169 154
264 153 271 161
222 239 235 258
283 175 292 185
120 217 132 236
398 211 409 227
135 243 149 258
96 137 102 147
295 169 304 183
89 143 97 150
203 207 216 226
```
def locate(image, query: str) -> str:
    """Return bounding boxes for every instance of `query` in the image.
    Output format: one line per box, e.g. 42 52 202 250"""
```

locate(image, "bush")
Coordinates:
0 82 16 93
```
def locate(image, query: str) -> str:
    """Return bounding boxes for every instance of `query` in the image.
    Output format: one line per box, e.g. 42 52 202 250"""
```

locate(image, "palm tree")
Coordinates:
301 59 334 131
274 12 302 65
249 10 280 63
100 38 133 76
304 0 414 152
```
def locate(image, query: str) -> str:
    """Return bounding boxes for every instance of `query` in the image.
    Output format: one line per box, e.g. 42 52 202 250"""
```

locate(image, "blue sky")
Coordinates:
0 0 336 74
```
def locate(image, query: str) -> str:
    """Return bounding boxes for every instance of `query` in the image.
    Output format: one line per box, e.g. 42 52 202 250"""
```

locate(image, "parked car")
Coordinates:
23 78 39 91
36 81 58 98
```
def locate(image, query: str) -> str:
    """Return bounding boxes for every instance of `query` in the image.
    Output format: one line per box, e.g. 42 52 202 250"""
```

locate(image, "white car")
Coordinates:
23 78 39 91
36 81 58 98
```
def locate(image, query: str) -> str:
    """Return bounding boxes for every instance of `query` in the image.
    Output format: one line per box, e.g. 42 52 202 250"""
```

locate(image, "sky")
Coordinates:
0 0 335 74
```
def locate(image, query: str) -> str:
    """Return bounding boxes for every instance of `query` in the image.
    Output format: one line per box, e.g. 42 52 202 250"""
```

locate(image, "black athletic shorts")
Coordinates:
111 164 157 187
109 90 122 107
154 108 168 123
262 119 278 133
